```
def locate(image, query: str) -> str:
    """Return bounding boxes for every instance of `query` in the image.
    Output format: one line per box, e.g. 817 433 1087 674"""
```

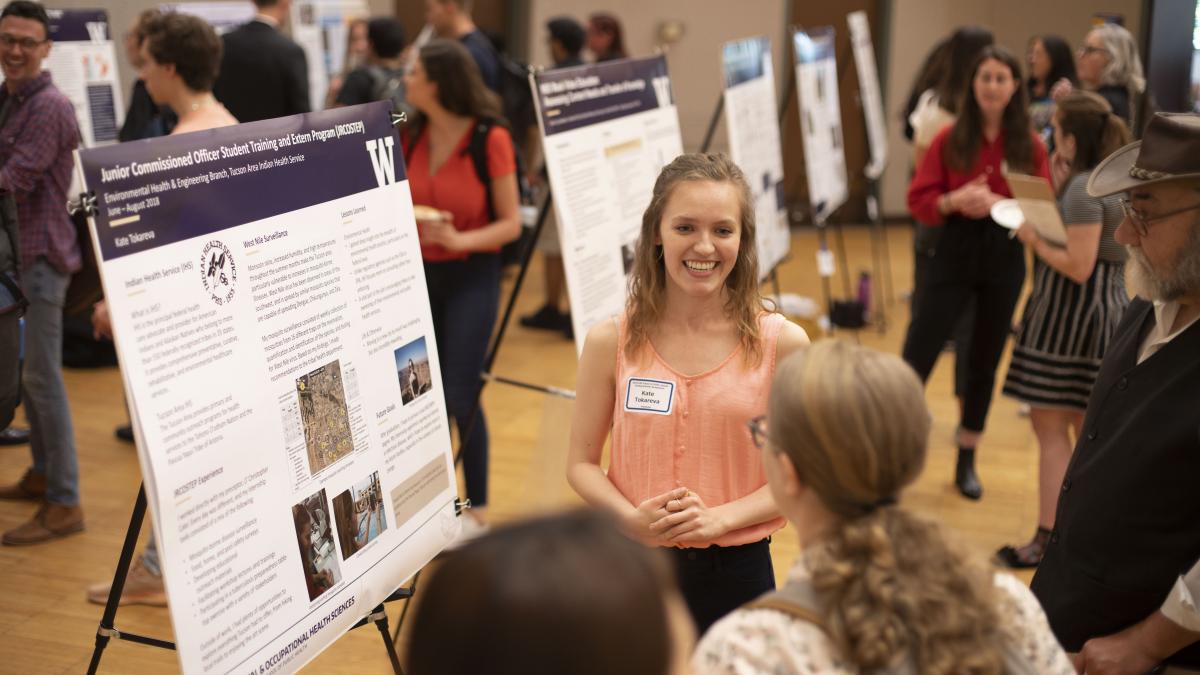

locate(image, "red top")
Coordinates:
907 126 1051 225
403 122 516 262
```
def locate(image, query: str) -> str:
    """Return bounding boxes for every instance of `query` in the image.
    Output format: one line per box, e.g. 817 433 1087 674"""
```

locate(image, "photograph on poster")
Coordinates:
296 360 355 475
332 471 388 560
393 337 432 405
291 489 342 601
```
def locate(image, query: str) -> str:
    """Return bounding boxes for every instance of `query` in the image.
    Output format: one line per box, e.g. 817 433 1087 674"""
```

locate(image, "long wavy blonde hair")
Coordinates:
768 340 1008 674
624 153 766 364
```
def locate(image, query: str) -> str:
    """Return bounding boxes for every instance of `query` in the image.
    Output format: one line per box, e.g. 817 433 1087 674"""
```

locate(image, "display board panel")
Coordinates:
792 26 848 223
721 36 790 278
77 101 457 674
45 9 123 147
532 55 684 353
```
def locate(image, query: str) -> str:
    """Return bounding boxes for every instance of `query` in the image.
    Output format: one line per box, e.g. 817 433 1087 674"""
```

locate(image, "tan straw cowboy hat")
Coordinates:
1088 113 1200 198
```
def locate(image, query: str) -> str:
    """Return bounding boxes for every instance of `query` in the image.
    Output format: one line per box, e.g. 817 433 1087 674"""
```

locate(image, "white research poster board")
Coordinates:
792 26 848 223
164 1 257 34
291 0 370 112
76 101 458 674
533 55 683 353
44 9 123 148
847 11 887 180
721 36 790 279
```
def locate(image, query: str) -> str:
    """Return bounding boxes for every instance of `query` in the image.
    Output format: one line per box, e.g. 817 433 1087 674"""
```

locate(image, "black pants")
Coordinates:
903 218 1024 433
913 223 973 398
669 538 774 636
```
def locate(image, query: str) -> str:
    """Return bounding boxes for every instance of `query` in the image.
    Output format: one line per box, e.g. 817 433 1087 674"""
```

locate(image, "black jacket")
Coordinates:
213 19 310 123
1032 298 1200 667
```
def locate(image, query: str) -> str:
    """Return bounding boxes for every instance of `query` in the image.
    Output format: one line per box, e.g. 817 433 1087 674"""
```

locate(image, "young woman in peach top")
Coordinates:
568 153 809 635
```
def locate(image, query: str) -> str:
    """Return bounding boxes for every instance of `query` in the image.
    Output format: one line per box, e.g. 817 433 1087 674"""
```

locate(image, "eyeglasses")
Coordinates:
747 415 770 449
0 34 46 52
1119 198 1200 237
1078 45 1109 57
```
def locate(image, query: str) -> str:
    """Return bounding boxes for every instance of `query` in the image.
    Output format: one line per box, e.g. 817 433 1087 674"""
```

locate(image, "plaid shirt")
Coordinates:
0 71 81 275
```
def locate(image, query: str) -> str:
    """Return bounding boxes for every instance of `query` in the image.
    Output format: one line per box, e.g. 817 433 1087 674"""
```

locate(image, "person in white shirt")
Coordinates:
694 340 1074 675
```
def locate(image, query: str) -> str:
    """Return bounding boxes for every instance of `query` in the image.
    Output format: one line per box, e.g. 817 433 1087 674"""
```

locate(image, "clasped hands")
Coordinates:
946 174 1003 220
627 486 728 545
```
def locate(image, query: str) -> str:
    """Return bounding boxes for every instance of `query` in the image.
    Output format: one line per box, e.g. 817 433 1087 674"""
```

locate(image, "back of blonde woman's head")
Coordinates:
768 340 1006 675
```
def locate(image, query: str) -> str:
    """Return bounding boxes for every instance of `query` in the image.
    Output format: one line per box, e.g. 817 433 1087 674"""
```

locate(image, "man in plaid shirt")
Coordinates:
0 0 83 544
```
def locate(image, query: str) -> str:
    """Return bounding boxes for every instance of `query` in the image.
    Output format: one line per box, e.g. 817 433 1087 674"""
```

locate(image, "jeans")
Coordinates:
669 538 775 636
21 258 79 505
0 277 19 429
903 219 1025 433
424 254 500 508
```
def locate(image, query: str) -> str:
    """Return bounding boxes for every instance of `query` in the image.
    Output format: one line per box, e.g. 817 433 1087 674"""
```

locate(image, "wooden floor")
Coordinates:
0 225 1046 674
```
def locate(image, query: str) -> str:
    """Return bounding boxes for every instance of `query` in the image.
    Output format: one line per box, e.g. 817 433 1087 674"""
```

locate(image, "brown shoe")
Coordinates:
87 555 167 607
0 469 47 501
2 502 85 545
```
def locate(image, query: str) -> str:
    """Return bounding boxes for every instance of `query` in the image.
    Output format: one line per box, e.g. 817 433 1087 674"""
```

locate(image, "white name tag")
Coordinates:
624 377 675 415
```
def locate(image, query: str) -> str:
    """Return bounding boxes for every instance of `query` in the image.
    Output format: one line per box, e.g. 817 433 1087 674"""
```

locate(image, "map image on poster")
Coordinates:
297 360 355 475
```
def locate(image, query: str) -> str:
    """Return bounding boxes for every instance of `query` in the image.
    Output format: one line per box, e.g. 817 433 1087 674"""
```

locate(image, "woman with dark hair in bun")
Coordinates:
998 91 1131 568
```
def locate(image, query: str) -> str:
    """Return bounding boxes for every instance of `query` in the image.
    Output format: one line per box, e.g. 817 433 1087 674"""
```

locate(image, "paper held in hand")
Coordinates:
1004 173 1068 245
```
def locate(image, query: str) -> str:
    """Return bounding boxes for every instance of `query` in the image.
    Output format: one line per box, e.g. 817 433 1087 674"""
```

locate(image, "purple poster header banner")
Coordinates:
77 101 405 262
533 54 675 137
47 9 109 42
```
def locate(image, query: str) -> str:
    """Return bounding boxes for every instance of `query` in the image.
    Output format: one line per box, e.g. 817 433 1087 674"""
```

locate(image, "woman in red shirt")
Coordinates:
905 46 1051 500
402 40 521 534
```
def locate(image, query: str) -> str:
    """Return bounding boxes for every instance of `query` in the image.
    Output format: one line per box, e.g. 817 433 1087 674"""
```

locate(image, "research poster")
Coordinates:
165 1 257 35
847 11 887 180
76 101 458 674
532 55 683 352
721 36 790 278
792 26 848 223
45 9 123 148
291 0 370 112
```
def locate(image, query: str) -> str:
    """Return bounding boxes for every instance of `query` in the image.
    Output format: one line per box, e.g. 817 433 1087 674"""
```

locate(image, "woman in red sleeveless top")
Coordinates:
568 153 809 635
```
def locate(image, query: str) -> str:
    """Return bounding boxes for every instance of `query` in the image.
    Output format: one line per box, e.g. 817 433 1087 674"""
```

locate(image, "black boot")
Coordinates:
955 447 982 500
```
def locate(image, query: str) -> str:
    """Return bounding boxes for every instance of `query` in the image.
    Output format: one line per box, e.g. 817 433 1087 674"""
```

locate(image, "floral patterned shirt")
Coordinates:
694 560 1075 675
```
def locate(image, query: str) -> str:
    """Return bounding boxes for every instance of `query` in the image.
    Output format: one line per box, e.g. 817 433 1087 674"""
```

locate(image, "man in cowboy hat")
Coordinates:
1031 112 1200 674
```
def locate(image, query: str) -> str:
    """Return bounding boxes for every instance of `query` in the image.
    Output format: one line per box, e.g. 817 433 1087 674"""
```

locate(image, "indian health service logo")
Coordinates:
200 240 237 306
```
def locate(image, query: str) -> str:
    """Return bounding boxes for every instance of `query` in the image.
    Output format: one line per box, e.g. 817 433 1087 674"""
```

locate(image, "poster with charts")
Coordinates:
721 36 790 278
532 55 684 353
75 101 457 674
792 26 848 223
44 9 123 148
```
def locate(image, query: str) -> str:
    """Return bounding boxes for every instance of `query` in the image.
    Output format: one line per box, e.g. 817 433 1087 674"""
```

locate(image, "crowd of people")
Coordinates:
1 0 1198 673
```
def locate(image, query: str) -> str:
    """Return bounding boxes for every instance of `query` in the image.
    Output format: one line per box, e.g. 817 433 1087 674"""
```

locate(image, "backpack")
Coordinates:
495 56 536 149
403 118 534 267
364 65 412 120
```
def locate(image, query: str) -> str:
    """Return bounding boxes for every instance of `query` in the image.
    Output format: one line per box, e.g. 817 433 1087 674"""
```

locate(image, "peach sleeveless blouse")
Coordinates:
610 312 787 548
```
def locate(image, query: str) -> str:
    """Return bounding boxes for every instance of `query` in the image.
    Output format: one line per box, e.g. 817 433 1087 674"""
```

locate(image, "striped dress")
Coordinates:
1003 172 1128 411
